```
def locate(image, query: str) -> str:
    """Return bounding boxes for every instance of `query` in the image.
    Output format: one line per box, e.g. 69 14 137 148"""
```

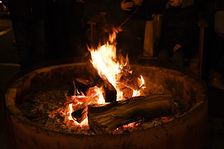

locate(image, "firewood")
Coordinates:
103 82 117 103
74 79 90 95
72 107 87 123
65 77 102 96
88 94 176 134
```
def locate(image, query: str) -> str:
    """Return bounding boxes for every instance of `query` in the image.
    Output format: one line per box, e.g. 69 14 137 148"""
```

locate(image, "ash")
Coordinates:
18 88 93 135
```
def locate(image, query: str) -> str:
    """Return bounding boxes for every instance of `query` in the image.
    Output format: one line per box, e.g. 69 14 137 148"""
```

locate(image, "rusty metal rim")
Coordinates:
5 62 208 137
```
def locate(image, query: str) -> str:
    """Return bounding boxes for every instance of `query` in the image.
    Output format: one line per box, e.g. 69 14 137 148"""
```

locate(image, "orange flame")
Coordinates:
88 31 145 101
68 103 74 121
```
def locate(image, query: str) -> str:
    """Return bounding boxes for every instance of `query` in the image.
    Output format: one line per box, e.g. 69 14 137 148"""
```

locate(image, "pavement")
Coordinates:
0 18 224 149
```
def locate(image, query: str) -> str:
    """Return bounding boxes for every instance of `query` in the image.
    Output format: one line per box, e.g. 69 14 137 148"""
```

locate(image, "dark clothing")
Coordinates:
118 2 146 58
215 0 224 10
159 46 184 67
121 0 167 20
106 0 167 59
158 5 198 62
3 0 48 68
209 0 224 74
4 0 44 68
211 34 224 73
11 19 33 67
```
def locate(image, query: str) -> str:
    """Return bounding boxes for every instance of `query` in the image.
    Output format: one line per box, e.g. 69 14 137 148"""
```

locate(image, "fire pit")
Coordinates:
5 62 208 149
5 31 207 149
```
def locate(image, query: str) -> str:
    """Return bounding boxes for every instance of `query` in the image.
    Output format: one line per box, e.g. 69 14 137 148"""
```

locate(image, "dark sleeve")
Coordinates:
163 6 198 47
177 6 198 48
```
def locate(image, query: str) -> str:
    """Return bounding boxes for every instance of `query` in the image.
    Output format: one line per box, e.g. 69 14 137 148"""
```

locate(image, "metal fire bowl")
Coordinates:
5 62 208 149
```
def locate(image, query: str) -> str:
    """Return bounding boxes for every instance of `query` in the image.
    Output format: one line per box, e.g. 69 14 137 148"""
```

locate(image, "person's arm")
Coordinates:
121 0 143 11
173 44 182 53
76 0 85 3
133 0 143 6
121 0 134 11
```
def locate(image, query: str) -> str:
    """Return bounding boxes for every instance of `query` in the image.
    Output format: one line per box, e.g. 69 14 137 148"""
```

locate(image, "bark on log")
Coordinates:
88 94 175 134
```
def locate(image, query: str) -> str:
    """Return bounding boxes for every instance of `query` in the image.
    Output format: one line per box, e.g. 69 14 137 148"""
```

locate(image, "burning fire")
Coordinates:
88 29 145 101
51 29 146 131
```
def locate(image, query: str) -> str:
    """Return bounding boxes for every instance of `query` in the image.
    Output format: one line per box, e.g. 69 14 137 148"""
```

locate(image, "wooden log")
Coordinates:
65 77 102 96
72 107 87 123
74 79 91 95
103 82 117 103
88 94 176 134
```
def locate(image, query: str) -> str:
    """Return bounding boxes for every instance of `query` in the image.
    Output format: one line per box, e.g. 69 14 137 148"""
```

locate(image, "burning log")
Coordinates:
72 107 87 123
88 94 177 134
65 81 76 96
74 79 93 95
65 77 102 96
103 82 117 103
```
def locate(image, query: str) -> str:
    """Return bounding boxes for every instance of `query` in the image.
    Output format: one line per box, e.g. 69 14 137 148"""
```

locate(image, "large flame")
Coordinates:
52 29 146 130
88 30 145 101
89 43 119 88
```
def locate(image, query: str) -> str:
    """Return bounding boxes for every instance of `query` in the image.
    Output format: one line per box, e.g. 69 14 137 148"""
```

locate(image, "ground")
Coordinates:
0 17 224 149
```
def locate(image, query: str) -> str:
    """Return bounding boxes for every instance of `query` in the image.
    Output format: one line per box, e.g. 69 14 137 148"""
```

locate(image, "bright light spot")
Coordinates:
68 104 74 121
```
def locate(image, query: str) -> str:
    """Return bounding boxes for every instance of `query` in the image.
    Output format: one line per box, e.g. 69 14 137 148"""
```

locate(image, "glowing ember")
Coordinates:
132 89 141 97
112 121 143 134
68 103 74 121
139 75 146 89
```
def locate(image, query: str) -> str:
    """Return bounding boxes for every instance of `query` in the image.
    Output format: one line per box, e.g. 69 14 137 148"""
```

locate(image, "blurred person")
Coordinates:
3 0 49 68
83 0 119 48
208 0 224 89
3 0 33 68
89 0 166 62
31 0 47 64
158 0 198 68
118 0 167 60
118 0 146 60
120 0 143 11
4 0 86 69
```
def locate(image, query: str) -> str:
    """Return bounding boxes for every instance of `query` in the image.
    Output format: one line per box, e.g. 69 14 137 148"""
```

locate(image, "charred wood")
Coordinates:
88 94 177 134
103 82 117 103
72 107 87 123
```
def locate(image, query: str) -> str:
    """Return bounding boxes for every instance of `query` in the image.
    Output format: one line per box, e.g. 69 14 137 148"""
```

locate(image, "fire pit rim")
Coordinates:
5 62 208 137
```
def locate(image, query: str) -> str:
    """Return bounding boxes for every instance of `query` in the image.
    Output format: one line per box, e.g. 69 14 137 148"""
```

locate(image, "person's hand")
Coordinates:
113 26 123 33
121 0 134 11
76 0 85 3
173 44 182 53
133 0 143 6
169 0 182 7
